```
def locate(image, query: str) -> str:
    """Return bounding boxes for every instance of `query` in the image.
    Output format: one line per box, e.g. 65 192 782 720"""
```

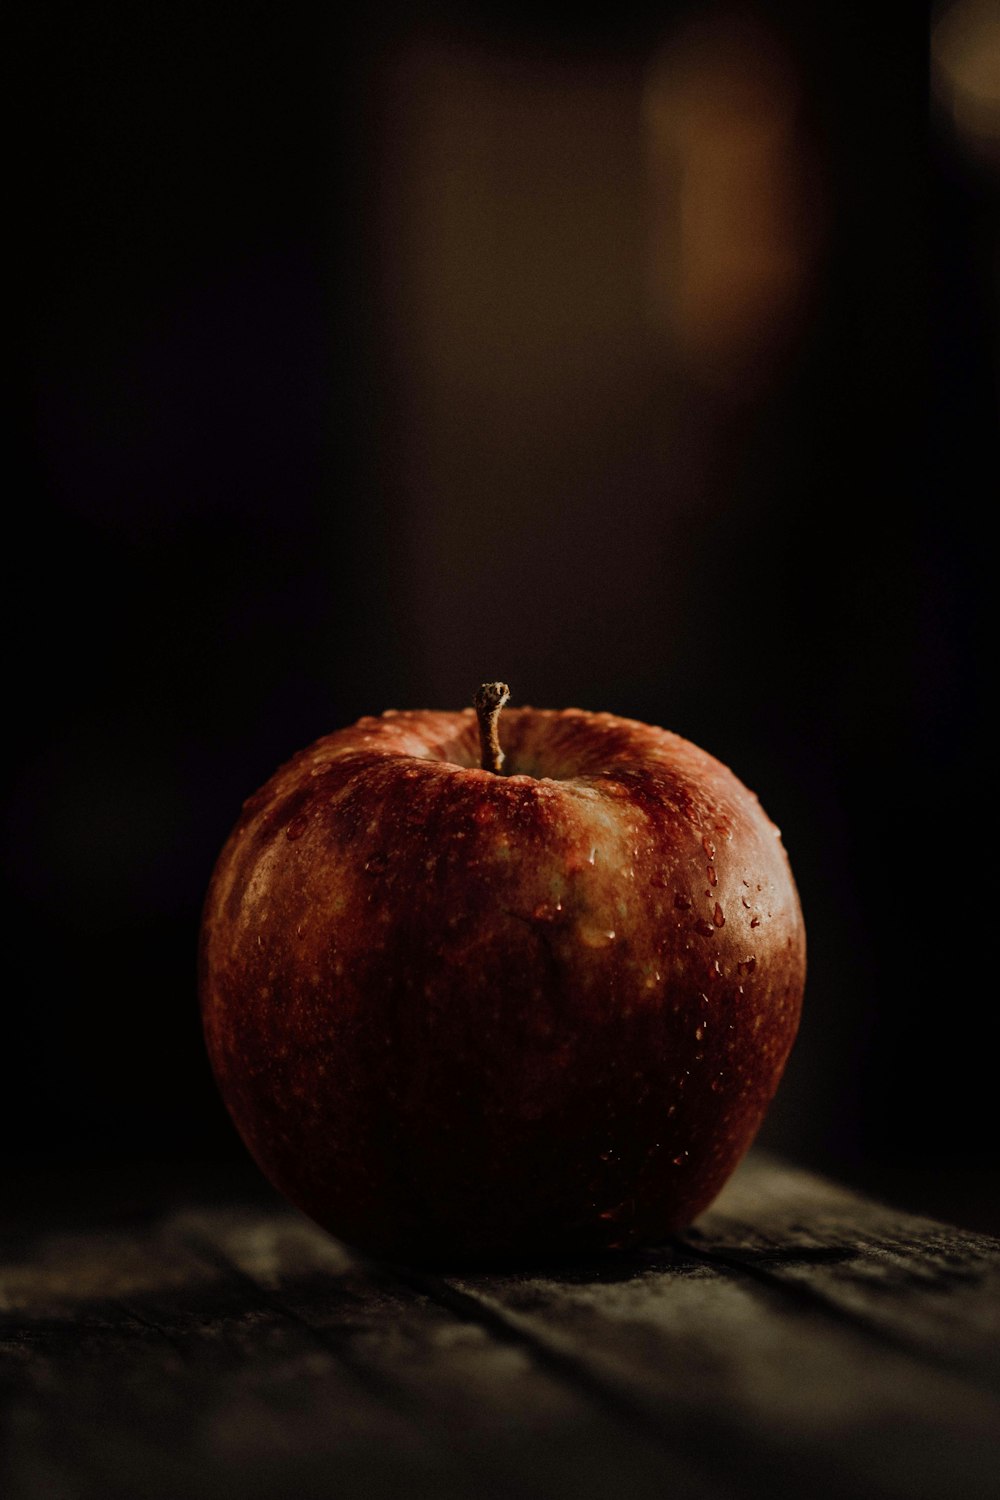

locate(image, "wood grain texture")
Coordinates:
2 1154 997 1500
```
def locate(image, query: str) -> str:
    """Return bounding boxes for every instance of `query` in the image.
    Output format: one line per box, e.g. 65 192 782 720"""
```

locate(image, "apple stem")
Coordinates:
474 682 510 774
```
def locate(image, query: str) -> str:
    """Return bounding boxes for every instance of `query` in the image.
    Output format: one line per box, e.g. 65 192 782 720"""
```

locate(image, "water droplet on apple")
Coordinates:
296 923 307 940
694 918 714 937
713 902 725 928
750 916 761 929
672 1151 689 1167
673 891 692 910
531 901 562 922
364 852 389 875
738 956 757 975
579 922 615 948
710 1075 725 1093
695 1024 705 1041
707 864 718 887
702 835 716 861
286 815 308 841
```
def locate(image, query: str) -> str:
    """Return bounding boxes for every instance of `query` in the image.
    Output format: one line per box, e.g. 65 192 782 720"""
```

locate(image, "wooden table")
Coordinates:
2 1153 997 1499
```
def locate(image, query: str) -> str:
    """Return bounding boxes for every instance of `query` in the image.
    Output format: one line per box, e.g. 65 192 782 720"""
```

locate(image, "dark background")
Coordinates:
9 3 996 1230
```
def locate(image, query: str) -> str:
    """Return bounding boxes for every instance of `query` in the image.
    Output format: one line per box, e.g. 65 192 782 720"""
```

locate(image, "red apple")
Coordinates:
199 686 805 1263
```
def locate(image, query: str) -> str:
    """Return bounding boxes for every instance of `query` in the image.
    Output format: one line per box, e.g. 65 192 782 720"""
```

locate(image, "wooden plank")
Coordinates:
0 1191 722 1500
680 1154 1000 1383
2 1155 997 1500
428 1155 1000 1500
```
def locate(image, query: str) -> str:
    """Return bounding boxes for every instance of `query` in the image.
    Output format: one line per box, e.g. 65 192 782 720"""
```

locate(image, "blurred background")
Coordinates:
10 1 997 1230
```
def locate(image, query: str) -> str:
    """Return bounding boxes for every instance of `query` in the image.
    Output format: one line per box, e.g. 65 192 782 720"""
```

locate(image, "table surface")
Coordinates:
2 1152 998 1500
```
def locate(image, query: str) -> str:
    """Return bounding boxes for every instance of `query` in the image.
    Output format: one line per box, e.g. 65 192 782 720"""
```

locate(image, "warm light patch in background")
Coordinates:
644 10 823 392
933 0 1000 166
372 14 826 707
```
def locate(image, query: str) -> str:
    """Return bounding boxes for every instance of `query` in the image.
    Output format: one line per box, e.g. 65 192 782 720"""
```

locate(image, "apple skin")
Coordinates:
200 706 805 1264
